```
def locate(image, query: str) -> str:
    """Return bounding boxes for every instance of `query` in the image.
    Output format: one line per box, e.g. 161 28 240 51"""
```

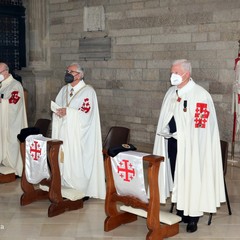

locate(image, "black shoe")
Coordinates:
186 221 198 233
176 210 189 223
83 196 89 202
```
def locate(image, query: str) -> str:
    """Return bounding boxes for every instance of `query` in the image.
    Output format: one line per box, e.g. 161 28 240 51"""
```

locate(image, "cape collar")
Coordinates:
176 78 195 96
68 80 85 92
1 74 14 88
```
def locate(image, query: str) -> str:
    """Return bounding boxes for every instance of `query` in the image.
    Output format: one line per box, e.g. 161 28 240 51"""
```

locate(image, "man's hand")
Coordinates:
56 108 66 118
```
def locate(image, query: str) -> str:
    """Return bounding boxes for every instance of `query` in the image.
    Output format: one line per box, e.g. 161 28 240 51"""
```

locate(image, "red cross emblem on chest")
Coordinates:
79 98 91 113
30 141 42 161
117 159 136 182
9 91 20 104
194 103 210 128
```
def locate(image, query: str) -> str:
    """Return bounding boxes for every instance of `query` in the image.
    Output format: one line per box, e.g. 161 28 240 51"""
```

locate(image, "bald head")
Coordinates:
0 63 10 80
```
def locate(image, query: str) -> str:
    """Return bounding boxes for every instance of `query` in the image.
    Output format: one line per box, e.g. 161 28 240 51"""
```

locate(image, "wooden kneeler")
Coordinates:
0 161 17 184
104 153 180 240
20 140 84 217
0 171 16 183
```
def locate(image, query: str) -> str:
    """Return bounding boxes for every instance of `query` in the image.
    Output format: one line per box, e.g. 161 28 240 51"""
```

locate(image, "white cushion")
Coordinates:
39 184 85 201
120 205 181 225
0 166 15 175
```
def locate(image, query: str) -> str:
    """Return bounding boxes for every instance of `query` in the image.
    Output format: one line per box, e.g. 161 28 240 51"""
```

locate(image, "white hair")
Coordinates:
172 59 192 75
69 62 84 75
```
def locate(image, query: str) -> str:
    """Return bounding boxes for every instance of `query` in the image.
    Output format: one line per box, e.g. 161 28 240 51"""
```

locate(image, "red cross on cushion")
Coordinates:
79 98 91 113
9 91 20 104
30 141 42 161
194 103 210 128
117 159 136 182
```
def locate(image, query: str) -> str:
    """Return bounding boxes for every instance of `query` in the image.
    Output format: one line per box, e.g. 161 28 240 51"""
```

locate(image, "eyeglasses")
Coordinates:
65 70 80 75
0 69 6 74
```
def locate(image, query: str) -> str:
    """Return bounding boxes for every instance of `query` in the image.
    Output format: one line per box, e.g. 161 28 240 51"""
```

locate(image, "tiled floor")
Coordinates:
0 163 240 240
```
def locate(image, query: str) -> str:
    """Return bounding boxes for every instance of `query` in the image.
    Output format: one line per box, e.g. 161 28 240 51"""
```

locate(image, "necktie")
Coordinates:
176 90 181 102
70 88 74 97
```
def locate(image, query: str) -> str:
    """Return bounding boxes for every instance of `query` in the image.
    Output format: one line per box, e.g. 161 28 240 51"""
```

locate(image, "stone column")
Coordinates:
28 0 49 68
17 0 52 126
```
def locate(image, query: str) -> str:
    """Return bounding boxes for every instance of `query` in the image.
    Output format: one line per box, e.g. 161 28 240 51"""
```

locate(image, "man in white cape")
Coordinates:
153 59 225 233
51 62 106 200
0 62 28 177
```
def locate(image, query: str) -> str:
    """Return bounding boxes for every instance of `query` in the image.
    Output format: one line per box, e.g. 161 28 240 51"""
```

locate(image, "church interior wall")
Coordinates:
21 0 240 154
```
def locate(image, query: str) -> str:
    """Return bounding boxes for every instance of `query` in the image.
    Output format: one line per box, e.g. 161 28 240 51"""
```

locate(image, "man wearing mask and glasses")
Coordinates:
51 62 106 200
0 62 28 178
153 59 225 233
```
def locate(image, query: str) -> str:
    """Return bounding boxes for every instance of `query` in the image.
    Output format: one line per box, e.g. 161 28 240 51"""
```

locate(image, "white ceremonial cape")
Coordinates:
0 75 28 176
153 79 226 217
52 80 106 199
232 60 240 137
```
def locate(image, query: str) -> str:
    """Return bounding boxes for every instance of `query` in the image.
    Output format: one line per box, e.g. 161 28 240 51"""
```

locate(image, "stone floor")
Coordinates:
0 163 240 240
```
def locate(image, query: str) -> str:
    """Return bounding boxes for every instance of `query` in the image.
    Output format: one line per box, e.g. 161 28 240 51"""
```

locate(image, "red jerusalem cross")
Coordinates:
194 103 210 128
79 98 91 113
9 91 20 104
30 141 42 160
117 159 135 182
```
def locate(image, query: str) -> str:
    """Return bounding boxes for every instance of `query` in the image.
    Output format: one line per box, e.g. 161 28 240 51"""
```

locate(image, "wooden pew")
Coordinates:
20 139 84 217
104 152 180 240
0 171 16 183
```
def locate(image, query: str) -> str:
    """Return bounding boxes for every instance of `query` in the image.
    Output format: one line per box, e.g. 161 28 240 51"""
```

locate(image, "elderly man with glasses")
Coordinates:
51 62 106 200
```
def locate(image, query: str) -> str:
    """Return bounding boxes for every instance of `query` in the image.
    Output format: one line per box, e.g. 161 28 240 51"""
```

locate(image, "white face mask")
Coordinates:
170 73 183 86
0 74 4 82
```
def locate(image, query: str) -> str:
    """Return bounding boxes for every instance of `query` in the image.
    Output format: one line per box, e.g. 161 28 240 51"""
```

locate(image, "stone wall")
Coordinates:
23 0 240 154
